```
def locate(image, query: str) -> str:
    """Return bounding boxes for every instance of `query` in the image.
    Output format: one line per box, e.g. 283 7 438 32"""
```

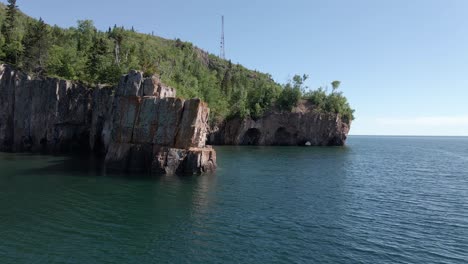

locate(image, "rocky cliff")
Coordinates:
208 101 350 146
0 64 216 175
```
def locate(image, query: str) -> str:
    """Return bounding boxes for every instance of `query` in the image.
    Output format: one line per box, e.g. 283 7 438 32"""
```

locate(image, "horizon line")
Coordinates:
349 134 468 137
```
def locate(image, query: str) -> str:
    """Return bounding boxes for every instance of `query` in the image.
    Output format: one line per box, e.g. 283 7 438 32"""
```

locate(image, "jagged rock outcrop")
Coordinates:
0 64 216 175
208 103 350 146
104 70 216 174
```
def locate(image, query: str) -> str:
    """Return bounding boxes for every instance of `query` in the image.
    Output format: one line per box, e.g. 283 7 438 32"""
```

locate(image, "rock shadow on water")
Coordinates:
9 152 215 182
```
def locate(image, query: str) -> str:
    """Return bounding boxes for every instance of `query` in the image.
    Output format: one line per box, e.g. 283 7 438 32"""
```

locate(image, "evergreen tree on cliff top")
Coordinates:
1 0 23 65
22 18 50 74
85 36 108 83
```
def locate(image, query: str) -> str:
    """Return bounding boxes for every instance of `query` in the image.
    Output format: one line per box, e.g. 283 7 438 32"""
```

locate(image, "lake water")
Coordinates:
0 136 467 263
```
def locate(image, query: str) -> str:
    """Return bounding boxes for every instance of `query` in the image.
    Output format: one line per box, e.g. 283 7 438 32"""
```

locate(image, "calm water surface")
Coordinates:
0 136 467 263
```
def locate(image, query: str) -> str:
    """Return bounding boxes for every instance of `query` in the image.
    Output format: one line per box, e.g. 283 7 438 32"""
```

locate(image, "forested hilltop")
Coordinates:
0 0 354 124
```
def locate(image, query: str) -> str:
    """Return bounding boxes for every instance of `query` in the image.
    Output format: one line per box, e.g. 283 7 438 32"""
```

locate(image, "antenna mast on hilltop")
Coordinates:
220 15 225 59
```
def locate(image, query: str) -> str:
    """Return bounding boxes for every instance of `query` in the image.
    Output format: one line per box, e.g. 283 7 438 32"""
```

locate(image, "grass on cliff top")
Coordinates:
0 1 354 124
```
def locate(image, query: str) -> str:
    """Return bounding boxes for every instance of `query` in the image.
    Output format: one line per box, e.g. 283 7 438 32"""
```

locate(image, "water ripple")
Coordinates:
0 137 467 263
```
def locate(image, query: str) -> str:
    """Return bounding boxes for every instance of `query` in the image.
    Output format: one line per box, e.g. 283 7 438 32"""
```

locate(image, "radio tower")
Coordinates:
220 15 225 59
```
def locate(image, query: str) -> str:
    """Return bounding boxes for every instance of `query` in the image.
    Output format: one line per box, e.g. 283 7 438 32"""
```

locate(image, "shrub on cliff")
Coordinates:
324 92 355 123
277 84 302 111
275 74 308 111
304 85 355 124
305 88 327 110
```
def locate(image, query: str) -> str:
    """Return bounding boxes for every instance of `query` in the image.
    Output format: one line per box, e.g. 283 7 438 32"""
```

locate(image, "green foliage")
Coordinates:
324 92 355 123
292 74 309 94
85 36 109 82
1 0 23 64
76 20 95 52
0 2 354 124
277 83 302 111
331 80 341 93
47 45 79 79
304 83 355 124
2 0 18 43
276 74 308 111
22 18 50 74
305 87 327 110
0 33 5 59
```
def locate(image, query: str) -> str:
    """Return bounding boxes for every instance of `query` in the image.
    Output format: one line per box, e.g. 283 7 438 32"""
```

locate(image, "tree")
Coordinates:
85 36 108 82
324 92 354 123
1 0 22 64
22 18 50 74
108 26 125 65
303 81 354 123
2 0 18 43
0 5 352 122
277 82 302 111
304 87 327 109
292 74 309 94
0 27 6 59
221 68 232 95
331 80 341 93
135 40 158 77
76 20 96 52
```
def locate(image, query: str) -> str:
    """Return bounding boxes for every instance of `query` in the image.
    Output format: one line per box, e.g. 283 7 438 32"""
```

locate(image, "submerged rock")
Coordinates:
151 146 216 175
0 64 216 175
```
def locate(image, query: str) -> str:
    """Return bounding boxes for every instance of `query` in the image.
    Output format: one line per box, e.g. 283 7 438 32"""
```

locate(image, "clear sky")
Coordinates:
6 0 468 136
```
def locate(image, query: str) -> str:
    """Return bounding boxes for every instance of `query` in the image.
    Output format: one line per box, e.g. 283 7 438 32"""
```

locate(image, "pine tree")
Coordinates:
85 36 108 82
2 0 18 44
22 18 50 74
221 69 232 95
1 0 22 64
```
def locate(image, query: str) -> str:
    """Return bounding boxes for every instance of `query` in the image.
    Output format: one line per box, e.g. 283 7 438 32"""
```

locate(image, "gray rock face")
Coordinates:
104 76 215 173
90 85 114 153
208 110 350 146
0 65 92 152
0 64 216 175
0 64 19 151
142 75 176 98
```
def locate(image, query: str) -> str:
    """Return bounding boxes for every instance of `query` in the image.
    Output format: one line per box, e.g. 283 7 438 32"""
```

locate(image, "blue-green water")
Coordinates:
0 136 467 263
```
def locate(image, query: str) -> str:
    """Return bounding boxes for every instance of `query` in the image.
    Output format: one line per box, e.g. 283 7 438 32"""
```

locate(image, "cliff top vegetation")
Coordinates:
0 0 354 124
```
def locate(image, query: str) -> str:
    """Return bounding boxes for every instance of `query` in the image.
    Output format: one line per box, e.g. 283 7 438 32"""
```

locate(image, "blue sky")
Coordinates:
7 0 468 135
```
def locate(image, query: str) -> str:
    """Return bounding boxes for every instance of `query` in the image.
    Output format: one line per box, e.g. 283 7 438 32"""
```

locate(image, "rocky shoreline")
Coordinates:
0 64 216 175
0 64 350 175
208 102 350 146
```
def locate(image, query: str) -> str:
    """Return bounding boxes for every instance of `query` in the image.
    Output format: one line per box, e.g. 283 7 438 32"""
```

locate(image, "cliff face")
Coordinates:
104 70 216 174
208 104 350 146
0 64 216 175
0 64 92 153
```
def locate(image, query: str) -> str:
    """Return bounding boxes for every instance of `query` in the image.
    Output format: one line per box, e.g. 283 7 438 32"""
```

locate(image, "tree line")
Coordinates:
0 0 354 124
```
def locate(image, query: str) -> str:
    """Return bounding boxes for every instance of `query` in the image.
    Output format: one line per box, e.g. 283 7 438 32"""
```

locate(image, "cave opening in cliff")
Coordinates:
241 128 261 145
274 127 292 145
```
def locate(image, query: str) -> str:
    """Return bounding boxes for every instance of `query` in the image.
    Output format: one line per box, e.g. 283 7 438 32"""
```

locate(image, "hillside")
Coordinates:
0 1 354 124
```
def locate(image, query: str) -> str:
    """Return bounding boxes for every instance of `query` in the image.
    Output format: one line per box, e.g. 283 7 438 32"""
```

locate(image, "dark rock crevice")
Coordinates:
241 128 261 145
